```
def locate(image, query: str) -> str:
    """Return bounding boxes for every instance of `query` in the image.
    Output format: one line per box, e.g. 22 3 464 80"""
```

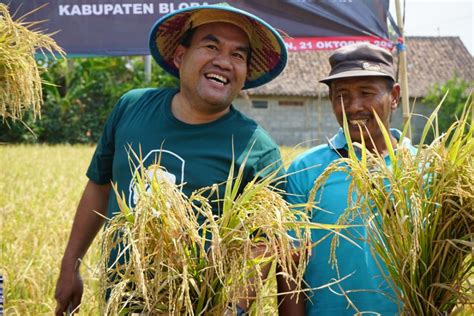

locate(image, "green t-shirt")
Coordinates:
87 88 284 219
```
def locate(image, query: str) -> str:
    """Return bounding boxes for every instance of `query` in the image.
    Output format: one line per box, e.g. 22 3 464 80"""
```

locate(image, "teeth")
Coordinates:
349 119 368 125
206 73 227 85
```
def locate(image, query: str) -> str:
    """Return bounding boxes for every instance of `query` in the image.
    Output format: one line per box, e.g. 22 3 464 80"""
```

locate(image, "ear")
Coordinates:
173 45 186 70
390 83 401 110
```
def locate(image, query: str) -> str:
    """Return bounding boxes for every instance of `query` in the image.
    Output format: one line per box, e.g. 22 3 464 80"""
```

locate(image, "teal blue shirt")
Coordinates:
87 88 284 220
286 128 414 315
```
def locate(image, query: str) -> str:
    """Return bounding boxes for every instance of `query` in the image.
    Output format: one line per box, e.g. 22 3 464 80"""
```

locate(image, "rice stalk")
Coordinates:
316 94 473 314
0 3 65 121
100 154 312 315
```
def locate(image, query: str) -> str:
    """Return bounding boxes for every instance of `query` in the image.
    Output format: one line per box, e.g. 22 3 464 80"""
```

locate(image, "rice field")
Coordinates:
0 145 99 314
2 144 471 315
0 145 304 315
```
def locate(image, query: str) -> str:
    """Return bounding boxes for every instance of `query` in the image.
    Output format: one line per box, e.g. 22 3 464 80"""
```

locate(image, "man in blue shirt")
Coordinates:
54 4 287 315
279 43 414 315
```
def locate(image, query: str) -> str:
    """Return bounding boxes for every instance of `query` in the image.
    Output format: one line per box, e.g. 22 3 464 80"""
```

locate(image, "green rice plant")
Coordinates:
0 3 64 120
99 154 312 315
280 146 309 169
314 95 473 314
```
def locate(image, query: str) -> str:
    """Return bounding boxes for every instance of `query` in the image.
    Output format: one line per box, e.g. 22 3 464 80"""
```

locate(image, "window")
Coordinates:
278 100 304 106
252 100 268 109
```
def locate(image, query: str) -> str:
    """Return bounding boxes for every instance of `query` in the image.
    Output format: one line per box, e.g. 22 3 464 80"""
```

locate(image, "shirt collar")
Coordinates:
328 127 412 151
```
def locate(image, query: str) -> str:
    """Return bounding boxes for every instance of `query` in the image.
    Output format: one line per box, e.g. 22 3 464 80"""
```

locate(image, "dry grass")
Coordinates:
2 127 472 315
0 3 64 121
6 132 470 315
100 152 312 315
0 145 310 314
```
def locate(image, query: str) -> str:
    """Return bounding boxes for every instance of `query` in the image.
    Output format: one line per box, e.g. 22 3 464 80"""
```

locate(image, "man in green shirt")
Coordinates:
54 4 287 315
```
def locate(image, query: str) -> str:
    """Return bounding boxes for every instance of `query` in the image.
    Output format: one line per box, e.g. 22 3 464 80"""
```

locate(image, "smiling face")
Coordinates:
172 22 249 120
330 76 400 152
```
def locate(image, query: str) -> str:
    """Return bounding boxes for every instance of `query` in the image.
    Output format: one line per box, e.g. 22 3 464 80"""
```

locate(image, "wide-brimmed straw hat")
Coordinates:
149 3 288 89
320 43 396 85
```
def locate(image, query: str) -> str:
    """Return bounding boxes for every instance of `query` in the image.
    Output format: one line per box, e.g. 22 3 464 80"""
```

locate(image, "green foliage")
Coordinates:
422 76 472 133
0 56 178 143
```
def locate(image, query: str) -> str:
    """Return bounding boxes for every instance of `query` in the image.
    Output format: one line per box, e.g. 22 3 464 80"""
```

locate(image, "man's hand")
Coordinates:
55 263 84 315
54 180 110 315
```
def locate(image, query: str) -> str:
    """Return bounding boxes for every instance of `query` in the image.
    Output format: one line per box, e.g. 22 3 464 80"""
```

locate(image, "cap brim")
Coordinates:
320 70 394 85
149 5 288 89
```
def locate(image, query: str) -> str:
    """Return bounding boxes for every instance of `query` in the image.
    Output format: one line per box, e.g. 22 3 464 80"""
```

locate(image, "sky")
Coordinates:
389 0 474 55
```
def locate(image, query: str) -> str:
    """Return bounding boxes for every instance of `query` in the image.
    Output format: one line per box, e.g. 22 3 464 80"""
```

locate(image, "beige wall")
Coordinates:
234 96 432 147
234 96 338 147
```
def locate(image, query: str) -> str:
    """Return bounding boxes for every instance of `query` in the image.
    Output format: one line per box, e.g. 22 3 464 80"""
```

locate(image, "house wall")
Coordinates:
234 96 432 147
234 96 339 147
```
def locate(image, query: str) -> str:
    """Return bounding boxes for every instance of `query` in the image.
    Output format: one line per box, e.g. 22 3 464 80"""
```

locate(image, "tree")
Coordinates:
422 76 473 134
0 56 178 143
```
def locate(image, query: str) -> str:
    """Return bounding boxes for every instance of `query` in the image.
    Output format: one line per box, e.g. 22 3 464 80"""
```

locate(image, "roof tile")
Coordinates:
247 37 473 98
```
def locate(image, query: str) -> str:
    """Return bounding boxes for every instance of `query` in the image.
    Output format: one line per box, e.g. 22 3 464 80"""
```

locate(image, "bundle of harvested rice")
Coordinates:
315 98 473 314
0 4 64 120
100 159 312 315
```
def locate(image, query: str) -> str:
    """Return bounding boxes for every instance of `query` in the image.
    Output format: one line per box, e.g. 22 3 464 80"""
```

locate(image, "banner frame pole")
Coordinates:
144 55 152 83
395 0 412 139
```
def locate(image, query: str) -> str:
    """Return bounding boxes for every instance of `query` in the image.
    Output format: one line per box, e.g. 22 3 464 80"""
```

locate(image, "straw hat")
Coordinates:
149 3 288 89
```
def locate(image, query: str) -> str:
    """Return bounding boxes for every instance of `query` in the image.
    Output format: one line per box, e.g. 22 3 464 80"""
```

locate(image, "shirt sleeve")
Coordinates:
285 160 309 206
285 159 313 242
253 147 286 189
86 95 128 184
